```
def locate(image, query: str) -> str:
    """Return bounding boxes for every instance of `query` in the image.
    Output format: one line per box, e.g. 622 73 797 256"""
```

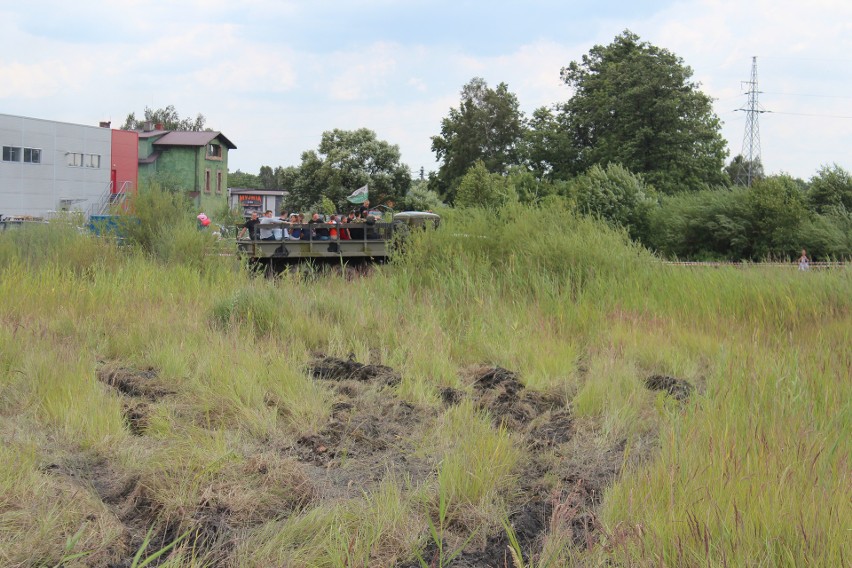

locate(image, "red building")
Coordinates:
110 129 138 196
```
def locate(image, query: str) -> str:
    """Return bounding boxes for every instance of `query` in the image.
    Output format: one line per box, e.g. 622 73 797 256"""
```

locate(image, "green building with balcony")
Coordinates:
137 126 236 212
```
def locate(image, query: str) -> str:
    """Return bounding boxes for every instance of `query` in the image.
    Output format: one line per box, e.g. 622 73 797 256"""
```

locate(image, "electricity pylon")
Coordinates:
735 56 764 187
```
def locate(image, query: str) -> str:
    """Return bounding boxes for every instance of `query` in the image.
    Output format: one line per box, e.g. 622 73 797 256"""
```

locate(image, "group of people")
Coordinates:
240 202 378 242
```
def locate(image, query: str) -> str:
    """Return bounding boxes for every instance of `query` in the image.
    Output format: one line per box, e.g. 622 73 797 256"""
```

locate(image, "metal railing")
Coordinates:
86 181 133 219
237 221 394 243
660 261 848 270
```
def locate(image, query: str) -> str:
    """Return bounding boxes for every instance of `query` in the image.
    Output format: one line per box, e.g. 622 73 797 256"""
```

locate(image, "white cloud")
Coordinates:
326 43 400 101
1 0 848 179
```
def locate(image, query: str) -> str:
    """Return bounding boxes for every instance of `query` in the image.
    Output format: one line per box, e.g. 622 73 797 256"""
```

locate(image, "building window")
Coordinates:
216 171 222 194
2 146 22 162
24 148 41 164
207 144 222 159
66 153 100 168
205 169 211 193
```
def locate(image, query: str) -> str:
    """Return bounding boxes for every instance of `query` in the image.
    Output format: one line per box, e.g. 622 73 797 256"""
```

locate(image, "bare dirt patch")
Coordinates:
294 355 434 501
43 449 315 567
645 373 694 401
97 364 172 400
399 365 646 568
308 354 402 386
467 365 573 447
97 363 173 436
55 358 654 566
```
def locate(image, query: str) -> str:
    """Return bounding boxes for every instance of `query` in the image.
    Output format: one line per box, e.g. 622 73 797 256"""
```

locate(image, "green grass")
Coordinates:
0 207 848 567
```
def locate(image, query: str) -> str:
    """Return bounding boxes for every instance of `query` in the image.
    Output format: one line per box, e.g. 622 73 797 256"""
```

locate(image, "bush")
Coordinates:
121 184 224 267
455 160 517 209
569 163 656 241
400 181 445 211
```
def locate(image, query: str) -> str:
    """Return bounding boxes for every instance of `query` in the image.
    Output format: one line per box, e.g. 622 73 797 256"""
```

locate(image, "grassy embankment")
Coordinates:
0 206 848 567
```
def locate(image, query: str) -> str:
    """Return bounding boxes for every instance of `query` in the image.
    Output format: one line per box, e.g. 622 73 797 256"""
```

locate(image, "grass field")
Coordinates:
0 206 849 567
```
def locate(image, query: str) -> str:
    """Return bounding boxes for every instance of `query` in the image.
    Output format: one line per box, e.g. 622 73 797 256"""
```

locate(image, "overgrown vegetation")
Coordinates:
0 204 848 567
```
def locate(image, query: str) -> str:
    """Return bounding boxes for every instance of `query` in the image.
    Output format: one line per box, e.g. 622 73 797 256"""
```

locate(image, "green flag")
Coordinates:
347 185 368 204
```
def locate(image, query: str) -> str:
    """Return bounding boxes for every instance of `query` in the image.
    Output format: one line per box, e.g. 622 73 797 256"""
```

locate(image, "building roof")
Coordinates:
152 131 236 149
137 130 169 139
139 151 161 165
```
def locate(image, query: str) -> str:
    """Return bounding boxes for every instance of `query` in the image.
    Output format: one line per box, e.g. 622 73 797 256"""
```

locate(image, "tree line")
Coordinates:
133 30 852 260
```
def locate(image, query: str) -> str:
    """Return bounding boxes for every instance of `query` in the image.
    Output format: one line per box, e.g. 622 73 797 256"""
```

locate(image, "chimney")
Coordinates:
99 121 111 128
155 123 164 131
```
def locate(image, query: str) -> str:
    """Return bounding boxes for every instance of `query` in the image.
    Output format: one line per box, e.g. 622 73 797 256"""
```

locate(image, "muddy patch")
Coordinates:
43 449 314 567
41 454 178 564
54 358 653 566
467 366 573 447
645 374 694 401
97 364 173 436
295 354 433 500
396 366 648 568
97 364 172 400
308 354 401 386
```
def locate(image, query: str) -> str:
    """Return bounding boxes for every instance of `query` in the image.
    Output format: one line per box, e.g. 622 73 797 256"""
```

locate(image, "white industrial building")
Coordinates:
0 113 115 219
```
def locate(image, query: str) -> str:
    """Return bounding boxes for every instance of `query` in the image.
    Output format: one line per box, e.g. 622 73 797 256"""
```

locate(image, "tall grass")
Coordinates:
0 203 848 566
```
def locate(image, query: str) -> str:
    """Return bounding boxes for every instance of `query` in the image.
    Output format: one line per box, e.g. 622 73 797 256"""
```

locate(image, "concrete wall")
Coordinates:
0 113 112 218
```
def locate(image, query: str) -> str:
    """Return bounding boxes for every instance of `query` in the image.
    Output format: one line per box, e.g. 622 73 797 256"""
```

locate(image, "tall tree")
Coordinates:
286 128 411 211
807 163 852 214
523 106 574 181
431 78 526 203
559 30 728 194
227 169 261 189
122 105 206 131
258 166 276 190
725 154 765 187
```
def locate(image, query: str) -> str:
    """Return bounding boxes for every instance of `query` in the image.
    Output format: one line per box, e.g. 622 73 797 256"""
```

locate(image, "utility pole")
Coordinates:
735 56 764 187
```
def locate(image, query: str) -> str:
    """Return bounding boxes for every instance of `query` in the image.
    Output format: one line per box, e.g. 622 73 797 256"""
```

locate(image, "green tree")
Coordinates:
401 180 445 211
523 106 573 181
746 175 808 258
286 129 411 212
505 166 565 205
455 160 517 209
258 166 276 189
559 30 728 194
227 169 261 189
807 163 852 214
431 78 526 203
121 105 206 131
726 154 765 187
570 163 656 240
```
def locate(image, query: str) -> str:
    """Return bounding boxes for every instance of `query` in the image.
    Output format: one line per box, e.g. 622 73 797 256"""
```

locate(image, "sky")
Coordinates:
2 0 850 182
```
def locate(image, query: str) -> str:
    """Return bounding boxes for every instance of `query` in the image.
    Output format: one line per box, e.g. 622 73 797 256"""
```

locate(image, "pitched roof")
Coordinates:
139 151 161 165
137 130 169 139
152 131 236 149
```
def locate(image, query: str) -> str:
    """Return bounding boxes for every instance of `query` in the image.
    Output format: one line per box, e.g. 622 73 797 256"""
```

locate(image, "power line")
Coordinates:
765 110 852 119
760 91 852 99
